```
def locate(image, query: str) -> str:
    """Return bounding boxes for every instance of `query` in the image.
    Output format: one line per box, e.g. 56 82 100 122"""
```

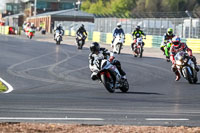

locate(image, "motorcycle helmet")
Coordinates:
117 22 121 28
90 42 100 53
57 23 62 29
172 36 181 48
81 24 84 28
136 25 140 30
31 23 34 27
167 28 173 35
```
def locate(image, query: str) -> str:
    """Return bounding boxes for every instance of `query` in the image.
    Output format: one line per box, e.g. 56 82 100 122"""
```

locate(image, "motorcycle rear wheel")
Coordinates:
100 74 115 93
139 47 143 58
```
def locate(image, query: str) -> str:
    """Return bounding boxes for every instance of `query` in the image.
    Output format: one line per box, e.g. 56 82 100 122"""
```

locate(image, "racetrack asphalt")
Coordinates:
0 33 200 127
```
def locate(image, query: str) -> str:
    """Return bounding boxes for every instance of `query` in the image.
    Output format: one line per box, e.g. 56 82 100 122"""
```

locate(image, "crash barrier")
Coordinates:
187 39 200 53
0 26 9 35
0 26 21 35
65 30 153 48
65 30 200 53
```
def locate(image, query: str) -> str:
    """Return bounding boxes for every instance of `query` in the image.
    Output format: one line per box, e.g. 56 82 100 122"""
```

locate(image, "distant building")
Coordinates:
5 3 21 15
21 0 77 17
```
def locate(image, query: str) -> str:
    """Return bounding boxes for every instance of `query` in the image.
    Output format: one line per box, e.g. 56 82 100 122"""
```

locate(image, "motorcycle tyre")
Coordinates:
140 47 143 58
184 67 193 84
100 74 115 93
193 69 198 84
119 80 129 93
117 43 122 54
56 40 60 45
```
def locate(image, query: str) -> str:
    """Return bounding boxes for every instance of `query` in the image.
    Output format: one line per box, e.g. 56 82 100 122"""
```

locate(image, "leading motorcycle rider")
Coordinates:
170 36 199 81
112 22 125 47
54 24 64 40
89 42 126 80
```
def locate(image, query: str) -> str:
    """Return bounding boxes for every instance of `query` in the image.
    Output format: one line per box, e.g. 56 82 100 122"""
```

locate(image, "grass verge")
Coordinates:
0 81 7 92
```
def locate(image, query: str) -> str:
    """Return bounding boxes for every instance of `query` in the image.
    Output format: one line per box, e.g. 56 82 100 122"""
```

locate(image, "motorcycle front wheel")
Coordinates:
56 40 60 45
117 43 122 54
100 74 115 93
183 66 193 84
119 80 129 93
139 47 143 58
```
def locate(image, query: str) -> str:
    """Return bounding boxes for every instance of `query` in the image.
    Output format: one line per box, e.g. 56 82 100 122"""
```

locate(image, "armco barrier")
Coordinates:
0 26 13 35
92 32 101 42
187 39 200 53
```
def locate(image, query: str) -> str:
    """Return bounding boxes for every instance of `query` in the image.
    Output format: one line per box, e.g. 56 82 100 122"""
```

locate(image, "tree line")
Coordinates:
81 0 200 17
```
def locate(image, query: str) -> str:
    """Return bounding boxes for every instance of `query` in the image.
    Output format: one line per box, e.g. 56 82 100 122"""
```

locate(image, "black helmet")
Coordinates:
90 42 100 53
81 24 84 28
136 25 140 30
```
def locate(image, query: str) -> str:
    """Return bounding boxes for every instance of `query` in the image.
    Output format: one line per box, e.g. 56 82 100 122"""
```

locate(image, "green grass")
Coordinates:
0 82 8 92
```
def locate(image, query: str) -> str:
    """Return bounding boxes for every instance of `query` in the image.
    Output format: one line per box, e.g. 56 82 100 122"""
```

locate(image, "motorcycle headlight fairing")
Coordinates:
176 60 183 66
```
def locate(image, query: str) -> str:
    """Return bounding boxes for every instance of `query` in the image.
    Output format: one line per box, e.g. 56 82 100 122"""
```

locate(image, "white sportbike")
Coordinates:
112 34 125 54
90 53 129 93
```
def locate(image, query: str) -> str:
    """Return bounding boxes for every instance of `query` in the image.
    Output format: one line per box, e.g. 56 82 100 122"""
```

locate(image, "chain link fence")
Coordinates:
56 17 200 39
94 18 200 39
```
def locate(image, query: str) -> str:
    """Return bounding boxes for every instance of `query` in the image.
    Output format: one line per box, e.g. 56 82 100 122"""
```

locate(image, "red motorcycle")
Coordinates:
131 37 144 58
28 28 35 39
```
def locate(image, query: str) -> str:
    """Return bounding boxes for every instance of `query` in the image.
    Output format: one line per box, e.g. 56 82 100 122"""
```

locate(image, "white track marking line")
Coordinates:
146 118 189 121
0 78 14 93
0 117 104 121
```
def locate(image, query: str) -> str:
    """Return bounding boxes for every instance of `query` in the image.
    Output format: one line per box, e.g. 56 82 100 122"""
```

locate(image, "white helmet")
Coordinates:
117 22 121 28
31 23 34 27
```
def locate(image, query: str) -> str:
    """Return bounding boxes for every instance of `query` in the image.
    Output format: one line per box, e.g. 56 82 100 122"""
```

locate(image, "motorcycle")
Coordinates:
112 34 124 54
175 51 198 84
131 37 144 58
76 33 87 49
28 28 35 39
90 53 129 93
55 30 62 45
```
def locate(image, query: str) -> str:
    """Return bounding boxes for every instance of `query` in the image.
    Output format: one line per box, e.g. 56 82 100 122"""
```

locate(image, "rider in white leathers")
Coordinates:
89 42 126 80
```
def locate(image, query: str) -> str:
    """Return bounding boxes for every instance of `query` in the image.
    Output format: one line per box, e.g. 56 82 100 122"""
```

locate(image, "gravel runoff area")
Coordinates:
1 34 200 133
0 123 200 133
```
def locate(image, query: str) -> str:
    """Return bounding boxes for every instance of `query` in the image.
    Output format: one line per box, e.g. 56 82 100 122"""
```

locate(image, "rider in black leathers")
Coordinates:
54 24 64 40
76 24 87 44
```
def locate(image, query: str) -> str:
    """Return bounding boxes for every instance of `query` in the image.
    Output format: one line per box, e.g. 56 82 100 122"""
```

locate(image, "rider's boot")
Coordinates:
166 56 170 62
191 56 199 72
160 47 165 55
195 65 199 72
175 71 181 81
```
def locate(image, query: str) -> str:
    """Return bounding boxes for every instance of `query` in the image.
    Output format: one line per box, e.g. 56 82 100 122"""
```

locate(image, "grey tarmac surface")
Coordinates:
0 33 200 127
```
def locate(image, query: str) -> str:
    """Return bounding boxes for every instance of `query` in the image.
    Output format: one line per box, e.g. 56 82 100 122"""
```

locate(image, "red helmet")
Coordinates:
172 36 181 47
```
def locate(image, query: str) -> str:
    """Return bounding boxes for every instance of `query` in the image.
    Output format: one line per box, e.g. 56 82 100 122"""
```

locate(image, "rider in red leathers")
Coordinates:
170 36 199 81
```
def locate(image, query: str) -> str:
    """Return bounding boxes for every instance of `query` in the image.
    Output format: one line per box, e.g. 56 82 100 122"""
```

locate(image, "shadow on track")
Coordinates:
116 91 164 95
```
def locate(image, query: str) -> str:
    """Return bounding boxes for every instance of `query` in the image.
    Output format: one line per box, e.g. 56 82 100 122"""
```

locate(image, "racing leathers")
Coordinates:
132 29 146 39
54 27 64 40
89 48 126 80
170 43 199 81
76 26 87 36
131 29 146 48
112 27 125 47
